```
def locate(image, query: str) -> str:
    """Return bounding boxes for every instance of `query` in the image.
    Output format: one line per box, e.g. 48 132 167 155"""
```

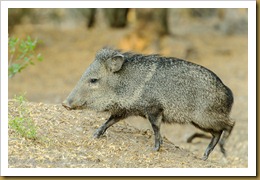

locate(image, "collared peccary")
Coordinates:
62 47 234 160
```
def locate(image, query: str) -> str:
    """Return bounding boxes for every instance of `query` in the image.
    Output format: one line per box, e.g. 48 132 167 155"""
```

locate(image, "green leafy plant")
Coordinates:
9 94 37 140
8 36 43 78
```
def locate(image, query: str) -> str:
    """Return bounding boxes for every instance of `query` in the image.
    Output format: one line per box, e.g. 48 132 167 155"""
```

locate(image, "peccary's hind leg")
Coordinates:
147 109 163 151
218 123 235 157
202 131 223 161
187 133 211 143
93 114 124 138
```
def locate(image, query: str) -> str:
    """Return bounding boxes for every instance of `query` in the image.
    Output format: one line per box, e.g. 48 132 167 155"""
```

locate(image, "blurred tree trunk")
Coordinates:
76 9 96 28
189 8 217 18
135 8 169 36
119 8 169 52
8 8 31 32
103 8 129 28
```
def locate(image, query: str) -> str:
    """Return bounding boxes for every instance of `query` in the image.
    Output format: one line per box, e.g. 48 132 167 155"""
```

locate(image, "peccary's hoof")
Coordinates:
202 155 208 161
93 134 100 139
187 136 194 143
153 138 163 151
153 145 161 151
93 130 102 139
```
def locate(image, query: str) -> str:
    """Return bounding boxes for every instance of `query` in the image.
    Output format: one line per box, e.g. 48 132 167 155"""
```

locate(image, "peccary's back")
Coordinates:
120 54 234 128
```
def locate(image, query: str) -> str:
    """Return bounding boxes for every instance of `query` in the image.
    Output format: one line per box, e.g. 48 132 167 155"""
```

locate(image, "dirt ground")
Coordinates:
8 15 248 168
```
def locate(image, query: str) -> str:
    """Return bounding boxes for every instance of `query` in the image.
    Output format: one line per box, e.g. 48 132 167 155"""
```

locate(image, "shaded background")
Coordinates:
8 8 248 103
8 8 248 167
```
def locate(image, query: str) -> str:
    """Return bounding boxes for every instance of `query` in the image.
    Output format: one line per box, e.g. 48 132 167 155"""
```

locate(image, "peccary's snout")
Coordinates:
62 99 73 110
62 96 86 110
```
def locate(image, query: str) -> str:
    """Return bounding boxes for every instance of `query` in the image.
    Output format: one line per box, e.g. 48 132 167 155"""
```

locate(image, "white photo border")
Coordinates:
1 0 256 176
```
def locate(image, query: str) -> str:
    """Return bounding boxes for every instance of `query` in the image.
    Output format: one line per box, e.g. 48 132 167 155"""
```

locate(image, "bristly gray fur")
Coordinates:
63 47 235 160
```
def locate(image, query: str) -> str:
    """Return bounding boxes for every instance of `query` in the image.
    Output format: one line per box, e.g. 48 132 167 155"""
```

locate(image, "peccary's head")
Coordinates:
62 48 124 111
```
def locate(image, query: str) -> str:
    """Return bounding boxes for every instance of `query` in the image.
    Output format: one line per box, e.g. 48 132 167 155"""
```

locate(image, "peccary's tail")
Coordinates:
218 120 235 156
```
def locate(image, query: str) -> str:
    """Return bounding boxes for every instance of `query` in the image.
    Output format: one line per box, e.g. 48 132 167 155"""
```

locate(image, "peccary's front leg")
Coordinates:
147 110 163 151
93 115 123 138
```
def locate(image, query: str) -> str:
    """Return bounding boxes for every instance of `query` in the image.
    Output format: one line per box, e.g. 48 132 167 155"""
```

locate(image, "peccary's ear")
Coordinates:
107 54 124 73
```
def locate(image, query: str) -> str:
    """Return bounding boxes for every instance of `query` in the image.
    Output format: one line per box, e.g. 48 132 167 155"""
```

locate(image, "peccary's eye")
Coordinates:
90 78 98 83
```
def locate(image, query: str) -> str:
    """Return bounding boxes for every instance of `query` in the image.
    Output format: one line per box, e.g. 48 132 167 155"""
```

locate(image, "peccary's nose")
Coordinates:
62 99 72 110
